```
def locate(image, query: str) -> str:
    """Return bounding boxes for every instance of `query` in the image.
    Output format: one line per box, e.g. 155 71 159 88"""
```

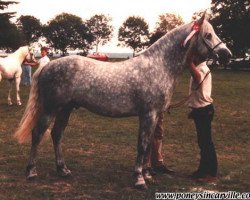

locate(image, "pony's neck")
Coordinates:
14 47 28 63
144 22 192 74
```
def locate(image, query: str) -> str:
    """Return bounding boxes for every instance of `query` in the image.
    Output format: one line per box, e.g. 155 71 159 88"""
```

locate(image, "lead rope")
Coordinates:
167 63 211 114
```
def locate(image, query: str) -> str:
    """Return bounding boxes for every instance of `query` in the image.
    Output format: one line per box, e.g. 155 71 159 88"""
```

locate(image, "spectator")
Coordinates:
38 47 50 68
21 61 32 86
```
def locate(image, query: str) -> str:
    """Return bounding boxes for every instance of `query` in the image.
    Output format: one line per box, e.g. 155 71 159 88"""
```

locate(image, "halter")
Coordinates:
202 37 223 57
183 22 223 56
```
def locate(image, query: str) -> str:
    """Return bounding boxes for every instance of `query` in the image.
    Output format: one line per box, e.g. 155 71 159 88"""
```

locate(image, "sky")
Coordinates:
8 0 212 53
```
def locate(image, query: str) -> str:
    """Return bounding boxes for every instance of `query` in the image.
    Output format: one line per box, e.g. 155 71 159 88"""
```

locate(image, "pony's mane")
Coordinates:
145 22 193 53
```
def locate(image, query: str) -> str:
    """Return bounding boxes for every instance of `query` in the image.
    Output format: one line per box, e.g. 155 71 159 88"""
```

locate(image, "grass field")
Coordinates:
0 69 249 199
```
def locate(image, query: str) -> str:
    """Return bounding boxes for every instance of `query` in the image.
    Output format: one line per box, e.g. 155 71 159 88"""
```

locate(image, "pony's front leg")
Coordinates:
15 75 22 105
7 80 13 106
134 111 158 190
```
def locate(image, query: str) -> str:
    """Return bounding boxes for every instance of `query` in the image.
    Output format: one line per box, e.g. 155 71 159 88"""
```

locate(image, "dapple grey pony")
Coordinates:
15 15 231 189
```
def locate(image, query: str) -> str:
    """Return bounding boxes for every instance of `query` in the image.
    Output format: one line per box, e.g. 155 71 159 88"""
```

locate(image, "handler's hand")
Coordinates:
185 49 195 65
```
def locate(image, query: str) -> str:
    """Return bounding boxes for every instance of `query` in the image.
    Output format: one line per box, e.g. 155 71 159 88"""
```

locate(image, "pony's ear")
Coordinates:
196 12 206 26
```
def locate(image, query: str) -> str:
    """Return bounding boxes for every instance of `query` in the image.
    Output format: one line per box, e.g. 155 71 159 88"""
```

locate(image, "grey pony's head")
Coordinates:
188 13 232 65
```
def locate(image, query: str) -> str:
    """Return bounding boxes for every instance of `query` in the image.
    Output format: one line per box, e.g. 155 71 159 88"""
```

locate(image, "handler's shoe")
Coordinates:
190 170 217 183
142 168 153 180
152 165 175 175
190 170 206 179
196 175 217 183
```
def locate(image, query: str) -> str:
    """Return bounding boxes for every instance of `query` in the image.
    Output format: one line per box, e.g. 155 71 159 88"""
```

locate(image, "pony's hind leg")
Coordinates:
134 111 158 190
51 105 73 177
26 113 52 179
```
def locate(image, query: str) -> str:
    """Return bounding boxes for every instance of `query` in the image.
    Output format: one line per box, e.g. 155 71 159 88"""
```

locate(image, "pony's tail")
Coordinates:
14 66 44 143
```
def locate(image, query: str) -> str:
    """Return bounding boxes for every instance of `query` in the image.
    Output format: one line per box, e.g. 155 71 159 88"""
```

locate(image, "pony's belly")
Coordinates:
78 97 137 117
85 106 137 118
2 71 15 79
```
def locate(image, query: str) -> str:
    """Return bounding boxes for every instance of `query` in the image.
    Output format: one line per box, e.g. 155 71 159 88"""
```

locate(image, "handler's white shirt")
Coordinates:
188 61 213 108
38 55 50 68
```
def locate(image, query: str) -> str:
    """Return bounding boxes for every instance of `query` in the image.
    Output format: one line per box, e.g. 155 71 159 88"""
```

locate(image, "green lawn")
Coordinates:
0 69 249 199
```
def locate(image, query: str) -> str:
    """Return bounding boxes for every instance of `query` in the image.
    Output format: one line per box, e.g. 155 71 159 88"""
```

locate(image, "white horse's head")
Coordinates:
19 46 35 62
185 13 232 65
26 46 36 61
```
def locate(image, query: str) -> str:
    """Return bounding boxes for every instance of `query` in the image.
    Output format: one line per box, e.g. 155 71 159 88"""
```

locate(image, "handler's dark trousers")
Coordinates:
192 104 218 176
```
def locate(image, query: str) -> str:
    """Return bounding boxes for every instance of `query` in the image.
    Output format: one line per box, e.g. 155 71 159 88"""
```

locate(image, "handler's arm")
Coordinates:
185 52 201 83
187 63 201 83
23 60 38 67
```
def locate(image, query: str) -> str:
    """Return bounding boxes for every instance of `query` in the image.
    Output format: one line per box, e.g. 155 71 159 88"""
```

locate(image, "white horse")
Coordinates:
0 46 34 105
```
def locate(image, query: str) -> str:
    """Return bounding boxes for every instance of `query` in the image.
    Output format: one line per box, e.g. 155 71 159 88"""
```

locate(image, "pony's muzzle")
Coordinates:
216 48 232 65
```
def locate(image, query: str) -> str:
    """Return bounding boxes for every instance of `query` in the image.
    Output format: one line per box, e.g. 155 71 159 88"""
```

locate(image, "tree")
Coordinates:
44 13 93 56
118 16 150 56
0 19 24 50
211 0 250 57
17 15 43 44
0 0 18 19
149 31 166 45
0 0 24 50
150 13 184 45
86 14 113 52
155 13 184 33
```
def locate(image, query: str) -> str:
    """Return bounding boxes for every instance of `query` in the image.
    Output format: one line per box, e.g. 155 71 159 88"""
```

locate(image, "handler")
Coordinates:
186 50 218 182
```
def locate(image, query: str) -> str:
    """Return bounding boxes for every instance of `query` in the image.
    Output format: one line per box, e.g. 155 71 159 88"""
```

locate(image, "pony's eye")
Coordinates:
205 33 212 40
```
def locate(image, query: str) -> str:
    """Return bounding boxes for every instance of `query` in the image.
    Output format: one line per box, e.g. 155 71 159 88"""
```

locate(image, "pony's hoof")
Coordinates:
26 167 38 180
27 173 38 180
57 166 72 177
17 101 22 106
134 172 147 190
8 102 13 106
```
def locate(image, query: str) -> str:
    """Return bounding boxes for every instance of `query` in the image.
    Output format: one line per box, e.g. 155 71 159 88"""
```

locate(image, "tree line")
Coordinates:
0 5 184 56
0 0 249 57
